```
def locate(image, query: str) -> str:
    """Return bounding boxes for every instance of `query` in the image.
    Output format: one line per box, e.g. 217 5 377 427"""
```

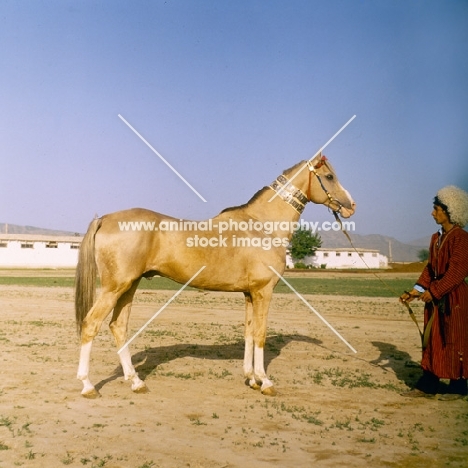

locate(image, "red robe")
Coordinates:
416 226 468 379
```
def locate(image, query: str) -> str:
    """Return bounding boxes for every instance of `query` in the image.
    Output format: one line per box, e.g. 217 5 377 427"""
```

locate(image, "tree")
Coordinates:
290 227 322 261
417 248 429 262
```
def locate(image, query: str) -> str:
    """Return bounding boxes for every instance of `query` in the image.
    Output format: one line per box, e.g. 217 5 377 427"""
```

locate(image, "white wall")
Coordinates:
286 248 388 269
0 235 82 268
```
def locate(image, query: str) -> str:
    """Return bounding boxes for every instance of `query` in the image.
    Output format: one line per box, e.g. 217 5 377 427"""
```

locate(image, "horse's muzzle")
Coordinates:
339 202 356 219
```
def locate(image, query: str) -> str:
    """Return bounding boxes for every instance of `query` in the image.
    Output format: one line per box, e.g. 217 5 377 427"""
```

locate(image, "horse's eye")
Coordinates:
326 174 334 181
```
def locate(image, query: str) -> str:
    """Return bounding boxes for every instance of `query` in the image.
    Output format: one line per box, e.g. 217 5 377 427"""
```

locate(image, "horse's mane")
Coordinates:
219 160 309 215
219 187 269 214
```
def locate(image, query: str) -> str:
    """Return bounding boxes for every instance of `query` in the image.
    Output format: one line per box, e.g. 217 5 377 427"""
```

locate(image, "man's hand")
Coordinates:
399 289 420 303
419 290 433 303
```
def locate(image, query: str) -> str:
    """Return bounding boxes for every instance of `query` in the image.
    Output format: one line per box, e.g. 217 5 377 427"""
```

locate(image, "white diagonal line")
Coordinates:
117 266 206 354
269 266 357 353
268 115 356 202
118 114 207 202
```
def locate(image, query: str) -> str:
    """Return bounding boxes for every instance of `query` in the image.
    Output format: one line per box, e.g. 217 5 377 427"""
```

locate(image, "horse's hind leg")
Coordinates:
77 291 120 398
109 278 148 394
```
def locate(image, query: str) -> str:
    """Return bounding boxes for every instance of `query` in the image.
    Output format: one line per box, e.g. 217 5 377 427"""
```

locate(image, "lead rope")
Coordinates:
307 156 425 345
331 211 426 346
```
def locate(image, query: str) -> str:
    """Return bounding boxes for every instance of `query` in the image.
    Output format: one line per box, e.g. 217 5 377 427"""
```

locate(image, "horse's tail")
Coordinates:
75 217 102 334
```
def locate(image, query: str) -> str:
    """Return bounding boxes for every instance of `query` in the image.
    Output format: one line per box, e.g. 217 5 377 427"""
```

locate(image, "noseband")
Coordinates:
269 155 345 215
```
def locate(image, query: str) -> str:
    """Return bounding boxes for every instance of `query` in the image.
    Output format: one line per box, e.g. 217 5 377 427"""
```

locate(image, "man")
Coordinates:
400 186 468 400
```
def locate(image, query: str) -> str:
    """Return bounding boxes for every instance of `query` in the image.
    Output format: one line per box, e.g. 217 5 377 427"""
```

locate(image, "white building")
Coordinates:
286 247 388 269
0 234 83 268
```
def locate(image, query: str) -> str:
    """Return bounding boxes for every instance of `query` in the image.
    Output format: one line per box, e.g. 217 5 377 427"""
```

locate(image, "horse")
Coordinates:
75 153 355 398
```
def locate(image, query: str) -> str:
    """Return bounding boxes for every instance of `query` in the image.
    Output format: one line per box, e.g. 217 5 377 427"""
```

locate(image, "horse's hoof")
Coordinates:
261 386 277 397
81 388 101 399
245 378 261 390
132 383 149 394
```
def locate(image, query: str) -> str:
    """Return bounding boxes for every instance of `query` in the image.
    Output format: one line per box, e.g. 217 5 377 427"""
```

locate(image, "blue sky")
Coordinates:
1 0 467 242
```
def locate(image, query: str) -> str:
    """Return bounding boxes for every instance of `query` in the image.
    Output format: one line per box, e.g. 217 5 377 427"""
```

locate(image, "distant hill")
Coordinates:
0 223 82 237
317 230 429 262
406 235 432 247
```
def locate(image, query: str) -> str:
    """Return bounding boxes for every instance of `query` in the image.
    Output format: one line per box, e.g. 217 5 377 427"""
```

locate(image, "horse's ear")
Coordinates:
309 151 326 168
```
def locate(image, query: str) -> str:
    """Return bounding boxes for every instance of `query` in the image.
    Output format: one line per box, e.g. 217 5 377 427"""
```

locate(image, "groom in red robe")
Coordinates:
400 185 468 400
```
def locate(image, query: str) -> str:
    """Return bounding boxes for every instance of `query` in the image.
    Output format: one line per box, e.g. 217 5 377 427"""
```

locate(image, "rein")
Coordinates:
272 155 426 348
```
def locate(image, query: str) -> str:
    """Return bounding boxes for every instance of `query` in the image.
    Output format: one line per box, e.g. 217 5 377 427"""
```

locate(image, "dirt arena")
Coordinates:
0 279 467 467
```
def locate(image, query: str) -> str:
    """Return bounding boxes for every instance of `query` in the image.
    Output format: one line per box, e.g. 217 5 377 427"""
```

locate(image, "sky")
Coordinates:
0 0 467 243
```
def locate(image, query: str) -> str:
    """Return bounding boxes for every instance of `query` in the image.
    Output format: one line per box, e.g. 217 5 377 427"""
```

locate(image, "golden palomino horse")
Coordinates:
75 153 355 398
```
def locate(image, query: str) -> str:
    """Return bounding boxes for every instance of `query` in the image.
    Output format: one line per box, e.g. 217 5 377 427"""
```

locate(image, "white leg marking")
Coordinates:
77 341 92 380
118 346 136 380
77 341 96 395
254 345 273 391
243 336 254 379
118 346 146 391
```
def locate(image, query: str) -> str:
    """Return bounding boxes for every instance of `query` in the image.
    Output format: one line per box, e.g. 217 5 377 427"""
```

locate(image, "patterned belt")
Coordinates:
269 174 308 214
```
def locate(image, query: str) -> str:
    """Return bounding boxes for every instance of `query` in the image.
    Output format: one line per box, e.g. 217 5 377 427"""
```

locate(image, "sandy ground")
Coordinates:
0 283 467 468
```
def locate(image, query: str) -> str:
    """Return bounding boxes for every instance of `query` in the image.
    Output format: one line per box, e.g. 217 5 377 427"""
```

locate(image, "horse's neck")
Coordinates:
241 188 302 223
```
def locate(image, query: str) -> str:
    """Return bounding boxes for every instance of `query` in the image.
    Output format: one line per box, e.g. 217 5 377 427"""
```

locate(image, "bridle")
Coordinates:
307 156 345 215
269 155 346 216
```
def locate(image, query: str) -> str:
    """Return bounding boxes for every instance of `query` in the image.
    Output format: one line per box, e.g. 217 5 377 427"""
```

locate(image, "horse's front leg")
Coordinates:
243 292 259 389
250 287 277 396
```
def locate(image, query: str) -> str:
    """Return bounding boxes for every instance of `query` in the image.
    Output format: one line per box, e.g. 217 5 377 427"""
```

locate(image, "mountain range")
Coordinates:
0 223 83 238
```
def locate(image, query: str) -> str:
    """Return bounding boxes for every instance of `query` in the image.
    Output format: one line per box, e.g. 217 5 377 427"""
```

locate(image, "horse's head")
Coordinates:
307 153 356 218
281 154 356 218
